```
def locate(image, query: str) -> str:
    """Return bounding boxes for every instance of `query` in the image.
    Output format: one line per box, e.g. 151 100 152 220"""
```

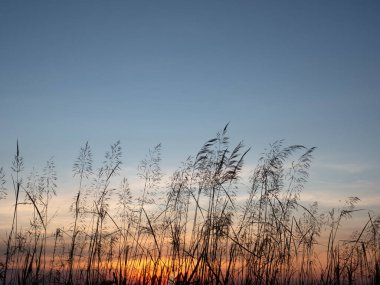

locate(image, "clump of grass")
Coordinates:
0 126 378 285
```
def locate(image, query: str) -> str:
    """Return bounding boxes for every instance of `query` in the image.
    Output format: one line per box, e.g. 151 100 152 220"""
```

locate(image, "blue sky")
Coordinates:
0 1 379 211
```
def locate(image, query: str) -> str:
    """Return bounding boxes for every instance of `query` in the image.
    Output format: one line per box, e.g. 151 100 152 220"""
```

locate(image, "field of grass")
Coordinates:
0 125 379 285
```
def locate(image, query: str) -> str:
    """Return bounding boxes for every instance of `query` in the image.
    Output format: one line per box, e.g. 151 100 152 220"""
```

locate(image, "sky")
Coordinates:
0 0 379 219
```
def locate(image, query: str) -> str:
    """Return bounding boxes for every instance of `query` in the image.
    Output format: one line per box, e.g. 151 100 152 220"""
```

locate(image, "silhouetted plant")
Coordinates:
0 168 6 200
3 141 24 285
0 127 379 285
68 141 93 285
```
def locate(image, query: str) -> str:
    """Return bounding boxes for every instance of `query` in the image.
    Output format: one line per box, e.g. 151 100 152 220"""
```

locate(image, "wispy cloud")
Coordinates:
317 162 370 174
302 178 380 210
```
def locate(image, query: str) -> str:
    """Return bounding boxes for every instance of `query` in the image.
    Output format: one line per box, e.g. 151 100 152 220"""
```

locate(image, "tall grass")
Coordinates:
0 126 378 284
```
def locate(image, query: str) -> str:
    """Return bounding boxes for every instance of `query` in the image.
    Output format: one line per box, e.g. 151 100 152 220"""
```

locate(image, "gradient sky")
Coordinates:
1 1 379 214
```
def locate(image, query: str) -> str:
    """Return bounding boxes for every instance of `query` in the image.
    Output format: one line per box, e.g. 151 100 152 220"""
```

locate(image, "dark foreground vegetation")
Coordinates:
0 125 379 285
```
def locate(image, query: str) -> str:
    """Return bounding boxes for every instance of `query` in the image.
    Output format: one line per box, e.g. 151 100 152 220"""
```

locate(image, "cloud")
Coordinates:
317 162 369 174
301 178 380 211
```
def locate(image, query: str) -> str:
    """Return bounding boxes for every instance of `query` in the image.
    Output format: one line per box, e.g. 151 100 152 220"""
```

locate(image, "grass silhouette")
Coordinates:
0 126 379 285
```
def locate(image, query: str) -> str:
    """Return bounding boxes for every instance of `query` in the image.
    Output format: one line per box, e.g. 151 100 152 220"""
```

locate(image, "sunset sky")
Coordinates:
0 0 379 222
